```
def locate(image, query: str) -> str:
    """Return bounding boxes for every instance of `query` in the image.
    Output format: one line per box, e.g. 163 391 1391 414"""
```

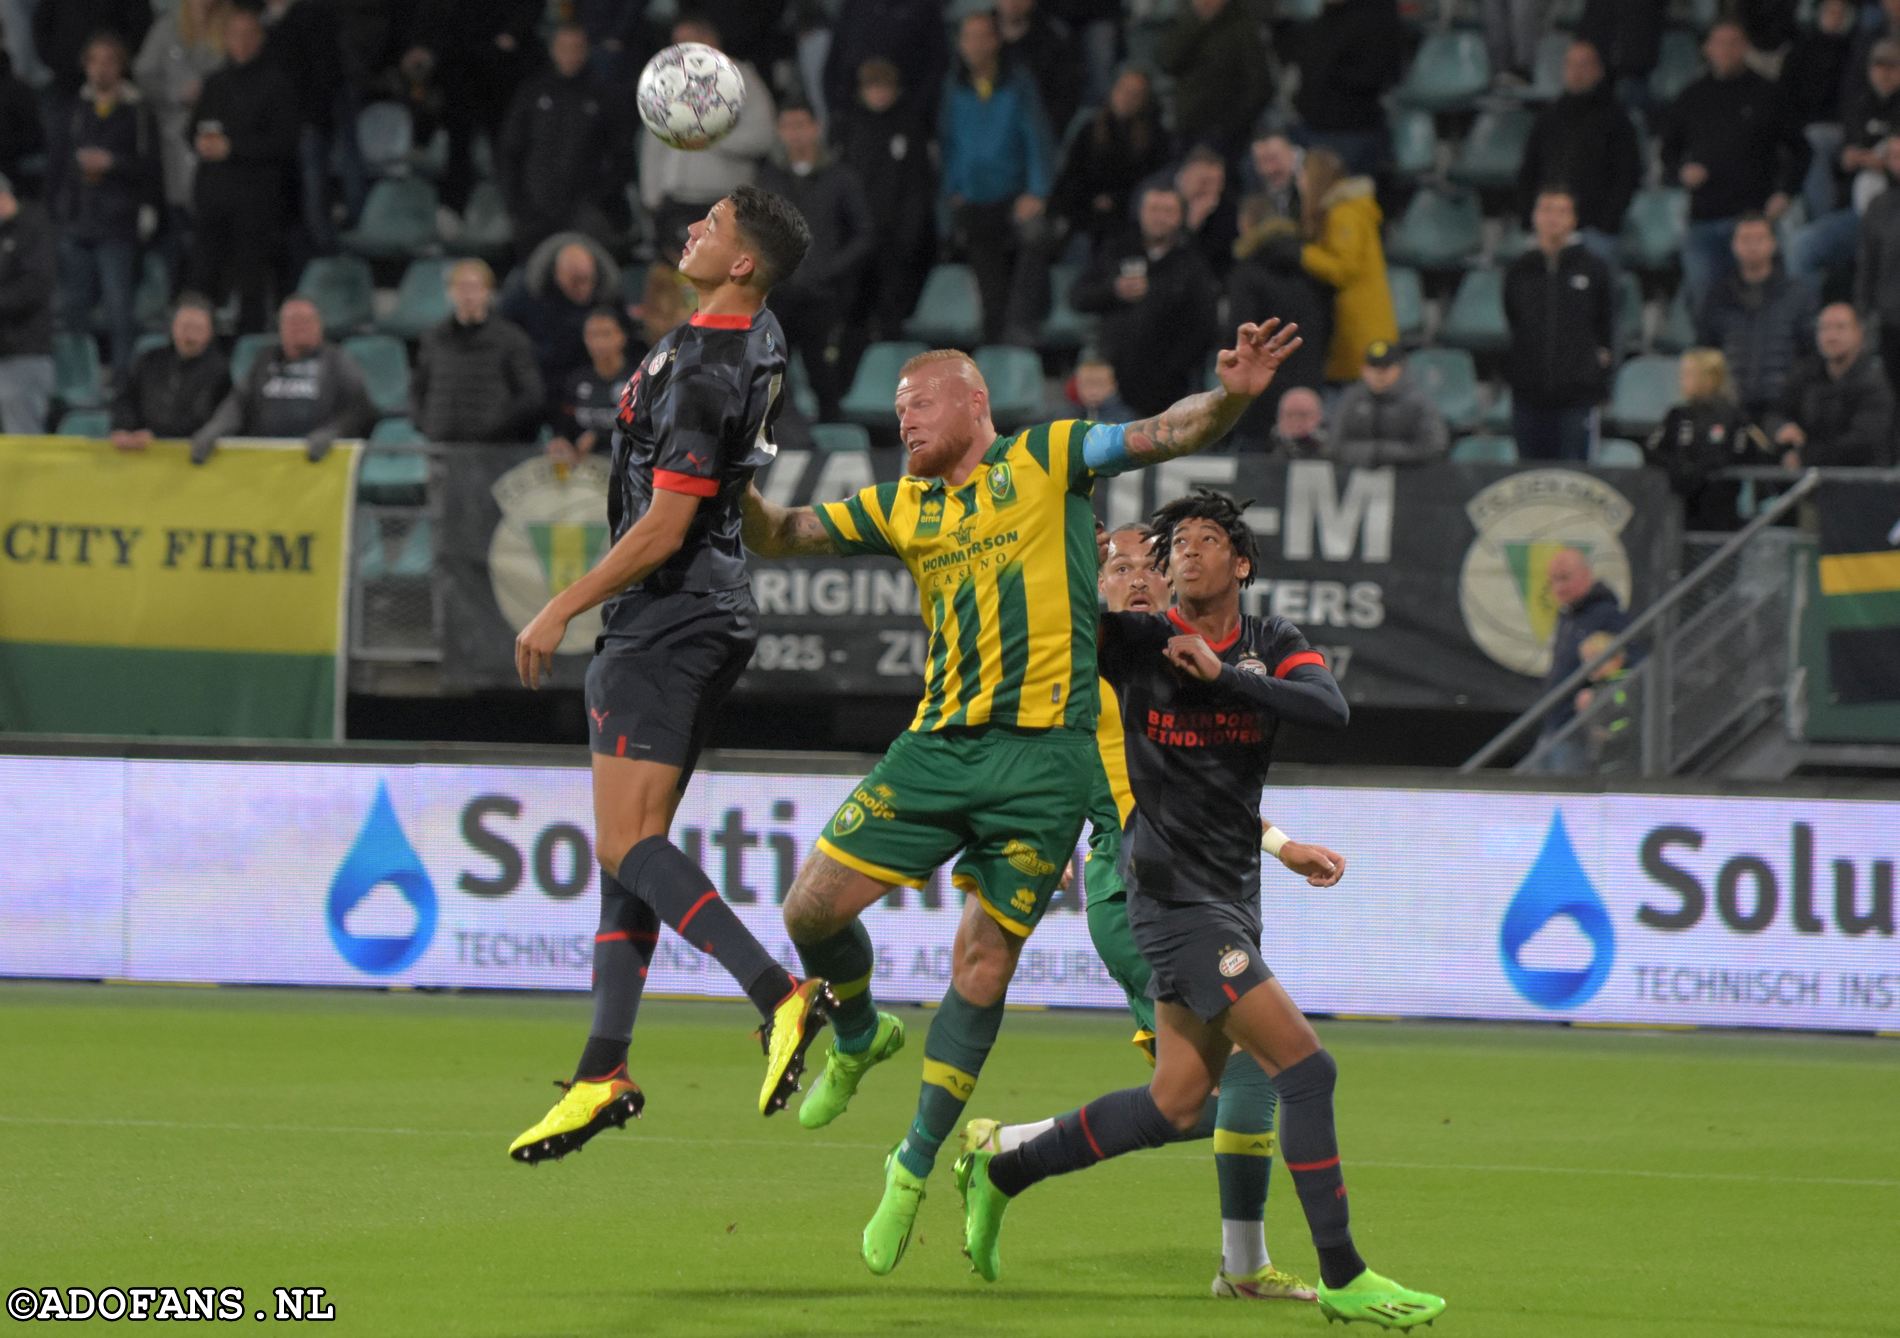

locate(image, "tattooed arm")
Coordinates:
741 482 841 557
1084 319 1304 472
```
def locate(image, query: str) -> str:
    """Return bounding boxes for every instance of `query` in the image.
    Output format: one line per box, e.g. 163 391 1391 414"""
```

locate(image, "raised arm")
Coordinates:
741 483 842 557
1085 320 1302 473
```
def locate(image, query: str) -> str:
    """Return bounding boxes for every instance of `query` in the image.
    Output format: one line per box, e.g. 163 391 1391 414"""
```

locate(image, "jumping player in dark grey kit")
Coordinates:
954 488 1447 1330
508 186 833 1163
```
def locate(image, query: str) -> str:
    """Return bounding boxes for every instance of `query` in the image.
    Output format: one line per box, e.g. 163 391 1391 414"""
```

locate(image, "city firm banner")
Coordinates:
738 452 1680 711
1 754 1893 1032
0 437 358 739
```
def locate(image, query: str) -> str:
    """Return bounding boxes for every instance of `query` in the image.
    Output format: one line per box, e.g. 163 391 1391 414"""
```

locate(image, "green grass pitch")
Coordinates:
1 983 1894 1336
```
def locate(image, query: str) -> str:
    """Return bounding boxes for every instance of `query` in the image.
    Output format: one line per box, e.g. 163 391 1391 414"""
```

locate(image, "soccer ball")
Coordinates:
636 43 746 151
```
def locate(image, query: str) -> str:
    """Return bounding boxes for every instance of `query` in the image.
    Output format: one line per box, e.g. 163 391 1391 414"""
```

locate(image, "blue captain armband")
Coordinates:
1081 421 1139 477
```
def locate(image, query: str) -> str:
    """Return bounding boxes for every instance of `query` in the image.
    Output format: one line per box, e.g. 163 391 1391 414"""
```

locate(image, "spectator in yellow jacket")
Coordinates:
1297 148 1397 382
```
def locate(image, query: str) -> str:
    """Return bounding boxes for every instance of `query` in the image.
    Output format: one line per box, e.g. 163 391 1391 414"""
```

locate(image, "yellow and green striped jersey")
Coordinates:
1095 678 1136 826
816 419 1101 733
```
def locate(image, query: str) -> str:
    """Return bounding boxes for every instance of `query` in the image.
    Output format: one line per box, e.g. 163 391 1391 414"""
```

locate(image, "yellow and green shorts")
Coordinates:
816 725 1095 937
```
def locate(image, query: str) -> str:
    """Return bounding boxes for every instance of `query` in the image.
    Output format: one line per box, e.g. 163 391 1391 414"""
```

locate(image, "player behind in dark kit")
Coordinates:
955 488 1447 1330
507 186 829 1164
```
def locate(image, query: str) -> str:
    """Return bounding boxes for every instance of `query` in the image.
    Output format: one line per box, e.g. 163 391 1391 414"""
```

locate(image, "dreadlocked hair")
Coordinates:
1149 487 1259 588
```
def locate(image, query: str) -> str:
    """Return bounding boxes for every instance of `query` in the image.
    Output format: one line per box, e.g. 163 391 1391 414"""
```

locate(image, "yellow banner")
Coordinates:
0 437 359 654
1818 551 1900 597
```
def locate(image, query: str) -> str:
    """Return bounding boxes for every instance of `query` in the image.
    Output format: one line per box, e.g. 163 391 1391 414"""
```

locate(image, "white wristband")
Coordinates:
1260 825 1290 858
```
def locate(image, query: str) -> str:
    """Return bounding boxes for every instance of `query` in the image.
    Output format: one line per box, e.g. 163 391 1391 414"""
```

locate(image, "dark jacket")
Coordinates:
1659 70 1809 222
1696 265 1818 418
1840 82 1900 160
1643 400 1775 531
1577 0 1662 79
1156 0 1269 155
48 83 159 244
0 53 44 188
189 55 300 211
548 359 630 443
1783 22 1855 130
1517 83 1641 235
33 0 154 98
1541 581 1629 735
1001 7 1083 142
1855 185 1900 329
1292 0 1406 134
413 315 544 443
409 0 542 66
822 0 949 135
756 156 874 299
1776 354 1895 467
1071 231 1220 416
264 0 347 131
192 341 377 461
498 67 631 230
1226 220 1332 438
1503 243 1614 410
1330 375 1449 467
111 344 231 438
1049 103 1170 249
832 90 936 247
0 202 56 359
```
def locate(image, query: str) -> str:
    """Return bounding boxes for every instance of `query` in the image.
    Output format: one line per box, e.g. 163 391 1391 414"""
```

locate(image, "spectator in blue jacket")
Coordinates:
1536 547 1630 773
940 11 1054 345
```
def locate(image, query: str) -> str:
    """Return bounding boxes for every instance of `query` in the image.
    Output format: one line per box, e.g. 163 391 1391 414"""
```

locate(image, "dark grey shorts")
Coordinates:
1126 893 1274 1023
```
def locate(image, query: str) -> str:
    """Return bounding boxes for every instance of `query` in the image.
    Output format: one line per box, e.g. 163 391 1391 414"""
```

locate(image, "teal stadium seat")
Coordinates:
356 101 413 177
1450 434 1518 464
840 340 926 429
298 256 375 334
132 330 170 360
903 264 984 347
809 422 873 453
1614 271 1644 353
56 407 111 437
1440 268 1509 353
785 354 820 418
1620 188 1687 275
229 332 273 385
358 437 430 505
1649 29 1702 105
1040 262 1093 351
134 253 171 330
1389 266 1425 343
1395 31 1491 113
1449 109 1535 192
1607 355 1680 438
378 258 456 340
460 181 514 259
1492 217 1533 266
973 345 1044 431
355 513 432 580
1389 108 1438 179
343 335 412 418
1655 288 1698 354
1386 189 1484 270
53 331 103 408
1594 437 1646 467
369 416 426 446
1482 385 1514 433
1407 348 1481 432
342 178 441 260
1526 31 1571 101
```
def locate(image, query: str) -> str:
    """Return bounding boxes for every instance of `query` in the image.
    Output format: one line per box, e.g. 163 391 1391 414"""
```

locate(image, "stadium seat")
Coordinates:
133 330 170 360
1395 30 1491 113
1390 265 1425 343
1389 108 1438 180
378 258 456 340
56 407 110 437
1654 288 1697 354
1594 436 1646 467
369 415 426 446
1449 109 1535 192
230 332 273 385
53 331 102 408
973 345 1044 430
1450 434 1518 464
134 252 171 330
1648 29 1701 105
1278 0 1324 19
341 178 441 260
809 422 873 453
298 256 375 334
358 438 430 505
840 340 926 428
1614 271 1644 353
1493 217 1533 266
1483 385 1514 434
356 101 413 177
343 335 411 418
1407 347 1481 432
903 264 983 347
785 354 819 418
1040 262 1093 350
1385 189 1484 270
1440 267 1509 353
355 513 432 580
460 181 514 259
1620 188 1687 274
1526 31 1571 101
1607 354 1679 438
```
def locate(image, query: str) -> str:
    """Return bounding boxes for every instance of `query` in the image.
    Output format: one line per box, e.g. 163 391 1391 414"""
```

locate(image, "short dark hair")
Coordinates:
1150 487 1259 589
584 304 626 330
1733 211 1773 233
1536 183 1576 205
729 184 812 289
173 291 215 318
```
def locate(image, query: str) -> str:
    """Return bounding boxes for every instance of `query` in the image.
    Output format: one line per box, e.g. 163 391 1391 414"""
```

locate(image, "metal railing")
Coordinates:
1462 469 1823 777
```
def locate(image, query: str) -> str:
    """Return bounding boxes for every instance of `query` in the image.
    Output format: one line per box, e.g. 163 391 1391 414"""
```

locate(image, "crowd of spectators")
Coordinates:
0 0 1892 509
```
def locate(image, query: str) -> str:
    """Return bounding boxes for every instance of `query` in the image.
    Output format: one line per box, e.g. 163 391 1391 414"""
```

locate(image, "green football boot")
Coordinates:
954 1145 1010 1283
1316 1269 1447 1329
798 1012 905 1129
860 1146 927 1276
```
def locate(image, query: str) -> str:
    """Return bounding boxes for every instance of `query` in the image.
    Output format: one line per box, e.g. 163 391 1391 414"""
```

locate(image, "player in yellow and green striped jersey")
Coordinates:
740 319 1304 1277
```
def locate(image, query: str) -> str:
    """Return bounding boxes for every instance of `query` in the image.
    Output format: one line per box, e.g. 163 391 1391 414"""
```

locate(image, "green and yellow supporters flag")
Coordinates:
1815 479 1900 706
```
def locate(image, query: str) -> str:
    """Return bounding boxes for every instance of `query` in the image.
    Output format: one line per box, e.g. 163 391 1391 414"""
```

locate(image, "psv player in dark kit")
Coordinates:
508 187 831 1163
954 489 1447 1330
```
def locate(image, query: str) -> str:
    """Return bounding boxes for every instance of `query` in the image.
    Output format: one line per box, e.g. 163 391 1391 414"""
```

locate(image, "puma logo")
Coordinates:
589 708 610 731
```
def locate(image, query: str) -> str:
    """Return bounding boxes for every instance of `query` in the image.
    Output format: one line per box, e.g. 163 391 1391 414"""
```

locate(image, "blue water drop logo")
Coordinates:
326 781 437 975
1499 811 1615 1010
